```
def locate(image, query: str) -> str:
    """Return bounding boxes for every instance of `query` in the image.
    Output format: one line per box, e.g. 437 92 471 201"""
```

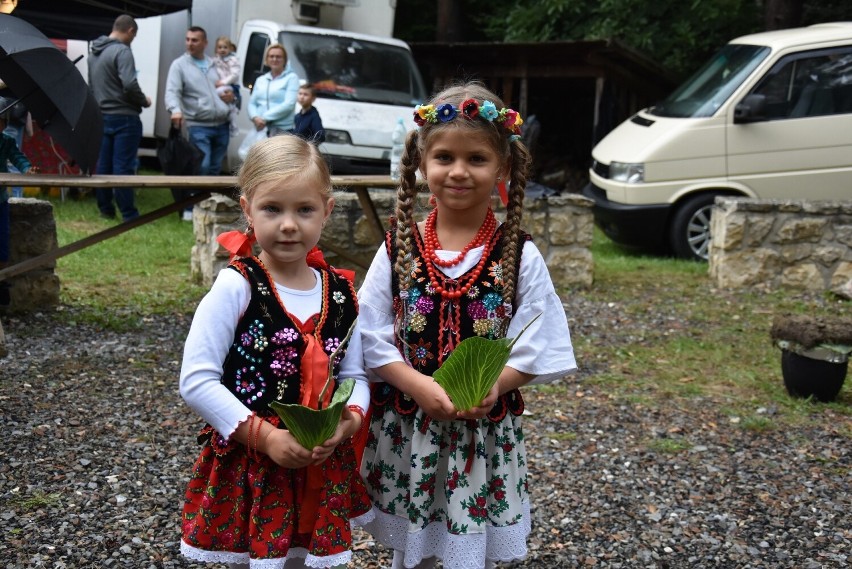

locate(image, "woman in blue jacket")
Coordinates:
248 44 300 136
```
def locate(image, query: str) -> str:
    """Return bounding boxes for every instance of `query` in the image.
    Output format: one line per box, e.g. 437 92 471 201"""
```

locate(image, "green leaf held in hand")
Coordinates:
268 319 358 449
269 378 355 450
433 312 541 412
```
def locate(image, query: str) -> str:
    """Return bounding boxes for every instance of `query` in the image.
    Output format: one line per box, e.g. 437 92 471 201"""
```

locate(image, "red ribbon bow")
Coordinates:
307 246 355 283
217 235 355 283
216 230 256 259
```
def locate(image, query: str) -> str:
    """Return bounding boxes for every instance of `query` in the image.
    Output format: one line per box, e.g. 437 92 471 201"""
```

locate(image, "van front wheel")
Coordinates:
669 193 718 261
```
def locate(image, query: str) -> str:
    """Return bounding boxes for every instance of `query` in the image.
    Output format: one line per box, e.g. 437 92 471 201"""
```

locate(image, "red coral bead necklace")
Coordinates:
422 208 498 300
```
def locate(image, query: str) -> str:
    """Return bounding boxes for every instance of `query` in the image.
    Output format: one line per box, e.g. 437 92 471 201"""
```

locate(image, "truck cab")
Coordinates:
583 23 852 260
237 21 426 174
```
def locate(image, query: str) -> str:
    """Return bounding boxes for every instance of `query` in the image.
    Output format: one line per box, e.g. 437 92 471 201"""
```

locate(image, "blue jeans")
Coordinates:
3 124 24 198
180 122 229 214
96 114 142 221
188 123 230 176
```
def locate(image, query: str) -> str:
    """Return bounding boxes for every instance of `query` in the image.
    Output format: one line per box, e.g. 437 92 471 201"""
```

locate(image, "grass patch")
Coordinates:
43 180 207 321
646 437 690 454
546 432 578 441
570 228 851 429
7 491 62 512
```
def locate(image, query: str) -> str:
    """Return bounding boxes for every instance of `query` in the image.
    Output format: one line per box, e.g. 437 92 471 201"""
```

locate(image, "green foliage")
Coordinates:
396 0 852 79
269 322 358 449
269 378 355 450
481 0 761 77
433 314 540 411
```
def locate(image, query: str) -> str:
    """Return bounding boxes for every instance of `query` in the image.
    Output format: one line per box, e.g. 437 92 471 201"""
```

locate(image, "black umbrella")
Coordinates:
0 13 102 174
13 1 192 41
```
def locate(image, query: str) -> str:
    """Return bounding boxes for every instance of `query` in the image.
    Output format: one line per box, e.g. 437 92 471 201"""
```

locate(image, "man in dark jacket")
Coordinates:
88 14 151 221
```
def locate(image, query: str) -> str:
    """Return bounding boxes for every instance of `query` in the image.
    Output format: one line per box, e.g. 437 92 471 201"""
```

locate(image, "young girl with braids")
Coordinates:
179 135 372 568
357 82 576 568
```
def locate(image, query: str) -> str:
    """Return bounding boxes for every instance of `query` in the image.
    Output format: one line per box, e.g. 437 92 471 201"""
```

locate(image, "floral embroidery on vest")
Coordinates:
221 257 358 414
372 224 529 421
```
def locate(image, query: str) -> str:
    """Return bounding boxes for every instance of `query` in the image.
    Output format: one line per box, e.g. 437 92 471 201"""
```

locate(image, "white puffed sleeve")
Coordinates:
179 269 252 438
357 240 576 384
357 245 402 375
504 240 576 383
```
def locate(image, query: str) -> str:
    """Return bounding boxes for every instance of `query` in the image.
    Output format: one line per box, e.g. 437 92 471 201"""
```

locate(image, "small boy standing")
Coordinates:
292 84 325 144
0 105 37 310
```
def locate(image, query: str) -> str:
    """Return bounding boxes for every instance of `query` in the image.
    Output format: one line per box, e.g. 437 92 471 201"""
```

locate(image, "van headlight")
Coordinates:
324 130 352 145
609 162 644 183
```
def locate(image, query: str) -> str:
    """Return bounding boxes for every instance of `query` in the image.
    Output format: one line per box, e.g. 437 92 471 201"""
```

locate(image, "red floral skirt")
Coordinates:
181 422 372 566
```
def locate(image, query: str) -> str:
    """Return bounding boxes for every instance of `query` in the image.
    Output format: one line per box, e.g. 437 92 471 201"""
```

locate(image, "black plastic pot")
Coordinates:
781 349 848 402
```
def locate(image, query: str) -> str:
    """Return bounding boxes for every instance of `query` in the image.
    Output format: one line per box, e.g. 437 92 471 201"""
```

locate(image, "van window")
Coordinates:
749 46 852 120
243 32 271 91
278 31 427 106
650 44 770 118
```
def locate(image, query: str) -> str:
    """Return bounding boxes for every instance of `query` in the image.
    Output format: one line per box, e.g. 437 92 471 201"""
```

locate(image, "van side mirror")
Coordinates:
734 94 767 123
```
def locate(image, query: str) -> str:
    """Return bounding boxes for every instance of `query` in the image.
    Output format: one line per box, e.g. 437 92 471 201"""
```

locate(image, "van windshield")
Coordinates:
279 31 427 106
650 44 770 118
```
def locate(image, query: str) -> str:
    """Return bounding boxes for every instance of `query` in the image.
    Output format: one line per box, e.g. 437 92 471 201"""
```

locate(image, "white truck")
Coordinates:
131 0 426 174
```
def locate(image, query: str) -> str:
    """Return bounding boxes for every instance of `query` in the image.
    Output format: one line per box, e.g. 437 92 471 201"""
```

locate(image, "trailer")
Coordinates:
129 0 425 174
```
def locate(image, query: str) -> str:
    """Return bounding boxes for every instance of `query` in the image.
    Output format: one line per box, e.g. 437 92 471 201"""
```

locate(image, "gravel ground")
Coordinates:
0 294 849 569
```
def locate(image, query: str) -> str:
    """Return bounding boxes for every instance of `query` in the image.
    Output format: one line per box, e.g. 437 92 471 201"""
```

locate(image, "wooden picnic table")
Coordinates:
0 173 398 281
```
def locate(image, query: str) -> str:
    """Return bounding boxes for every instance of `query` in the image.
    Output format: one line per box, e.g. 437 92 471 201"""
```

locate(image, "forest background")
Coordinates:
395 0 852 79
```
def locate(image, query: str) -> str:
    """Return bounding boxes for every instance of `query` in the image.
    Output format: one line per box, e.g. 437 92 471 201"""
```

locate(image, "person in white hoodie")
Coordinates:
164 26 233 219
248 44 300 137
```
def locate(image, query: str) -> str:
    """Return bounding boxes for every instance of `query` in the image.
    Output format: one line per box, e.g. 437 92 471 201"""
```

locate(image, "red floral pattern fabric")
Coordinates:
182 422 371 566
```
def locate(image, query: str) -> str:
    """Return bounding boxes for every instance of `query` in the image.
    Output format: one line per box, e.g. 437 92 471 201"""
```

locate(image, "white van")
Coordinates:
583 22 852 260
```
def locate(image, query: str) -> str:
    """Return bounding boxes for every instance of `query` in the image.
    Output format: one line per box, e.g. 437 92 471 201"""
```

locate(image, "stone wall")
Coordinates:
709 198 852 296
191 190 595 289
5 198 61 312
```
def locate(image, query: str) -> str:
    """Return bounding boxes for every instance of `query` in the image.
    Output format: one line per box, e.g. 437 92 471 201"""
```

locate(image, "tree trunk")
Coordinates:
436 0 463 42
764 0 803 30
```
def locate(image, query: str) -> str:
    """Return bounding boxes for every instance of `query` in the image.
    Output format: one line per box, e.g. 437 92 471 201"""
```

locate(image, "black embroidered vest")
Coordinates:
220 257 359 415
372 223 529 421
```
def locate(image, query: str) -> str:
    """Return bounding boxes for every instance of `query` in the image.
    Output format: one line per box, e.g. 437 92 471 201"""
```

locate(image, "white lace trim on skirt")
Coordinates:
356 500 531 569
181 540 351 568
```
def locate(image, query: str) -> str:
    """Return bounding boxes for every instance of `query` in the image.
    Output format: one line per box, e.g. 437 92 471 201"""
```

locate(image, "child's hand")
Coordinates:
413 380 457 421
457 382 500 420
310 406 362 465
26 166 39 175
261 428 315 469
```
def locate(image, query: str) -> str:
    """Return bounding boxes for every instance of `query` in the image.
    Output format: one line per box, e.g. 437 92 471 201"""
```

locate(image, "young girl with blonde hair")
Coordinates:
179 135 371 568
357 82 576 568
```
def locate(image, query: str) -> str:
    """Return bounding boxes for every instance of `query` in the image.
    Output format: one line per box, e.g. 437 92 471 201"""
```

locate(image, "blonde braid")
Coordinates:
500 139 531 310
393 129 421 293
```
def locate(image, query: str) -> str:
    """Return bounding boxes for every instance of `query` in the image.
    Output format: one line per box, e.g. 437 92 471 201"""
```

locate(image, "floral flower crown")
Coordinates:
413 98 523 137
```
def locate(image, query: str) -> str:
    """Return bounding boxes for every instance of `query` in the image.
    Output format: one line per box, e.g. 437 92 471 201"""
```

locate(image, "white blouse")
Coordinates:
180 268 370 439
358 240 577 383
